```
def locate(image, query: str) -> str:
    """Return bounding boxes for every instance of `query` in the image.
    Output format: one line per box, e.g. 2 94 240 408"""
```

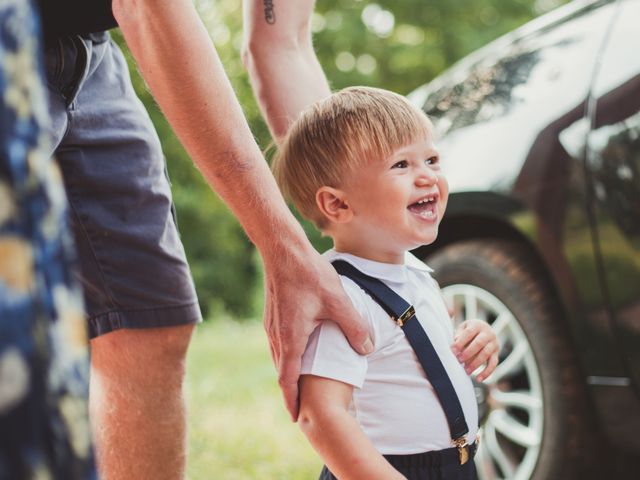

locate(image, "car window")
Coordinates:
587 0 640 242
423 0 617 139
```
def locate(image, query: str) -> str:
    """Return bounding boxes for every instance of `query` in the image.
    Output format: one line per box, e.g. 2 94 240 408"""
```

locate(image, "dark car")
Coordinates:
408 0 640 478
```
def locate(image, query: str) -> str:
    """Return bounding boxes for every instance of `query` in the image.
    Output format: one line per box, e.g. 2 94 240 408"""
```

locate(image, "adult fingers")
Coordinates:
267 336 278 366
328 284 373 355
264 320 280 366
278 348 304 421
263 292 280 367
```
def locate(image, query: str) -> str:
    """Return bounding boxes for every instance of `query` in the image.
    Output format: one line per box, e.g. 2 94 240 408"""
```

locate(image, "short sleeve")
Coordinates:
300 277 377 389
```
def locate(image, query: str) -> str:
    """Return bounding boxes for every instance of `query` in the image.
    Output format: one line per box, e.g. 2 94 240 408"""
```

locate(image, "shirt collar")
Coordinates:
323 248 433 284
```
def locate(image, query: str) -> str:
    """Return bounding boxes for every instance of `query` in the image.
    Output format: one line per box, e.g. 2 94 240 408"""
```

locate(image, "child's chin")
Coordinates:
411 234 438 249
424 235 439 247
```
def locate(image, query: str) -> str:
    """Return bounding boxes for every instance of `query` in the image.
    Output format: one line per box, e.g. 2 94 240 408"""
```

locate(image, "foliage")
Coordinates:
114 0 568 318
186 319 321 479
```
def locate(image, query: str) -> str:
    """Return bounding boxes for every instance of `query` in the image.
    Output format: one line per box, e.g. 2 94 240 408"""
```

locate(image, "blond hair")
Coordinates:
272 86 432 229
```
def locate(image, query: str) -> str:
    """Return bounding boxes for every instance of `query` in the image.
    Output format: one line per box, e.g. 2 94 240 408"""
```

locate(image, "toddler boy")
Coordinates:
273 86 498 480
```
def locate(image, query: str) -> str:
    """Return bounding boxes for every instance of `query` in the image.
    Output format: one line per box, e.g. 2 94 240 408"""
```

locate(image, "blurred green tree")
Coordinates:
114 0 567 319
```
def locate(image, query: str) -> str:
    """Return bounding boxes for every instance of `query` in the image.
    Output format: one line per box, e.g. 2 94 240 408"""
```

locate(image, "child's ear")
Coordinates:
316 186 353 223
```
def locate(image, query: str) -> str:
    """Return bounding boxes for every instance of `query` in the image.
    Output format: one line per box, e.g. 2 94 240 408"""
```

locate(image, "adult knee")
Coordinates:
90 324 195 388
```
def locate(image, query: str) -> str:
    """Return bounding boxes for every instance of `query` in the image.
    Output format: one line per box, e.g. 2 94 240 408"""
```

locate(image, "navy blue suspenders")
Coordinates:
332 260 473 464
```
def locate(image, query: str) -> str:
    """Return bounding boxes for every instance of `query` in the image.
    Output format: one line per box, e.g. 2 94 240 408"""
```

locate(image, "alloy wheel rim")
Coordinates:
442 284 544 480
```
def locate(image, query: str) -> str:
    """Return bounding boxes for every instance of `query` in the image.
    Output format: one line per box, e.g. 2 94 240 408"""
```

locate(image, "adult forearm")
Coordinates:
242 0 331 142
112 0 305 253
113 2 372 420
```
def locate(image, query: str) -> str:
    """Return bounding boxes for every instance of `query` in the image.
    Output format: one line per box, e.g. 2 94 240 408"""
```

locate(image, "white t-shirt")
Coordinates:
300 249 478 455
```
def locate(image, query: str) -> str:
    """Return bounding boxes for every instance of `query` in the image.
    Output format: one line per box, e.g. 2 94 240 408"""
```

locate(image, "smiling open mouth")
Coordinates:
407 195 438 219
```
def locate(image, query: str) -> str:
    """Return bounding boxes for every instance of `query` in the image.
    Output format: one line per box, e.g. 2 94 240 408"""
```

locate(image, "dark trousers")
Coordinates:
319 445 478 480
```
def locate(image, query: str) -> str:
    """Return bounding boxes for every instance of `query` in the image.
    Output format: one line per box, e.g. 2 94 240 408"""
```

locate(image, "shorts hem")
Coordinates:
88 302 202 338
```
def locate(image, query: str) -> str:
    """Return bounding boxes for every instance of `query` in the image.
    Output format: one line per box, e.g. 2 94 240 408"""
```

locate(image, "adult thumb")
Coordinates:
331 293 373 355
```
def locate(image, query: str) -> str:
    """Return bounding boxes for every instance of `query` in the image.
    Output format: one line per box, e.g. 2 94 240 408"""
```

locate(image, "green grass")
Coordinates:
185 319 322 479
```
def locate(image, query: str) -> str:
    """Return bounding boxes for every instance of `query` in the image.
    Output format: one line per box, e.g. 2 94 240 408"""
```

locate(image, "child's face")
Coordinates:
338 135 448 263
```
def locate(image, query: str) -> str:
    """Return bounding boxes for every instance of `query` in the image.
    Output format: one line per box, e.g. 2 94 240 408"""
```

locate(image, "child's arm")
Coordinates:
451 319 499 382
299 375 405 480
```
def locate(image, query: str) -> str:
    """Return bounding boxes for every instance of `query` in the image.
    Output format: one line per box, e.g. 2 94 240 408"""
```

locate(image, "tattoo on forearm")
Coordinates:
263 0 276 24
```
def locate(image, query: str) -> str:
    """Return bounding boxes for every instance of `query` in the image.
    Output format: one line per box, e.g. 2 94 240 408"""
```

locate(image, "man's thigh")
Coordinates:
43 33 202 338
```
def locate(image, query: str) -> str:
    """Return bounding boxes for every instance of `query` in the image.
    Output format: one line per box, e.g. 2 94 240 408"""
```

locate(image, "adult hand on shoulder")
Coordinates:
263 246 373 421
451 319 499 383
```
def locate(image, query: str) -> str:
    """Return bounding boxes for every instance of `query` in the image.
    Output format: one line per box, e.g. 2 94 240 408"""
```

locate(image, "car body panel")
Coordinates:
586 0 640 389
409 0 640 451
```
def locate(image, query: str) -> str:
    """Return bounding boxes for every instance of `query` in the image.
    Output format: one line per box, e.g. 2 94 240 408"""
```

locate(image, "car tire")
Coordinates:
424 239 594 480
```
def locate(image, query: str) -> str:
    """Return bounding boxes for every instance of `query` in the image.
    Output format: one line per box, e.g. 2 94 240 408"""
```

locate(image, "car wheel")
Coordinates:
424 240 591 480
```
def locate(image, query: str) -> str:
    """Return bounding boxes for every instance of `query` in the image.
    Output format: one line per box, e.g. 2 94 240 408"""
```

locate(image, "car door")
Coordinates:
585 0 640 388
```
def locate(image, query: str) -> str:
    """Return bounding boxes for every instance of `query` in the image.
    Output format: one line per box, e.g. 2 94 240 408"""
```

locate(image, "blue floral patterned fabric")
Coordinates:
0 0 96 478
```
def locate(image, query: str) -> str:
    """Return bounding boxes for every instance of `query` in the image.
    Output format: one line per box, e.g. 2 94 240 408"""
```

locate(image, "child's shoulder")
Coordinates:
323 249 436 297
322 250 387 337
337 274 379 323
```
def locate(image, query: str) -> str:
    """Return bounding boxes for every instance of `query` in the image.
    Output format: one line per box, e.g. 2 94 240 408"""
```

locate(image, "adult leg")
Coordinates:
43 33 201 479
90 325 194 480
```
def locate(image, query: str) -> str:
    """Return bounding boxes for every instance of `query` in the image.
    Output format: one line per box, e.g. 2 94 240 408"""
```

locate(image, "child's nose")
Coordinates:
415 166 438 186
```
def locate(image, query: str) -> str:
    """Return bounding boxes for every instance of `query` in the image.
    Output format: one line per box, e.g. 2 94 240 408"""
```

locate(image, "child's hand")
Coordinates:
451 319 499 382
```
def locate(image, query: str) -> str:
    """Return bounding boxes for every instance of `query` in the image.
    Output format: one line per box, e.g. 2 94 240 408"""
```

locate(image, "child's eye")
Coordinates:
426 156 439 166
392 160 408 169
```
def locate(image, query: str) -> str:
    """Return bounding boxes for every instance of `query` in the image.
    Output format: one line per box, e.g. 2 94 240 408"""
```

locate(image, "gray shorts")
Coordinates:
43 32 202 338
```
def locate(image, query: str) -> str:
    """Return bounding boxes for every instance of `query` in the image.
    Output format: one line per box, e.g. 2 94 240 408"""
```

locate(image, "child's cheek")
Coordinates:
438 174 449 215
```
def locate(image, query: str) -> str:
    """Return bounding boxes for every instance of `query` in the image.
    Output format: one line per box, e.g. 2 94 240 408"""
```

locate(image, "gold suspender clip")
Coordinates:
453 437 469 465
394 305 415 327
